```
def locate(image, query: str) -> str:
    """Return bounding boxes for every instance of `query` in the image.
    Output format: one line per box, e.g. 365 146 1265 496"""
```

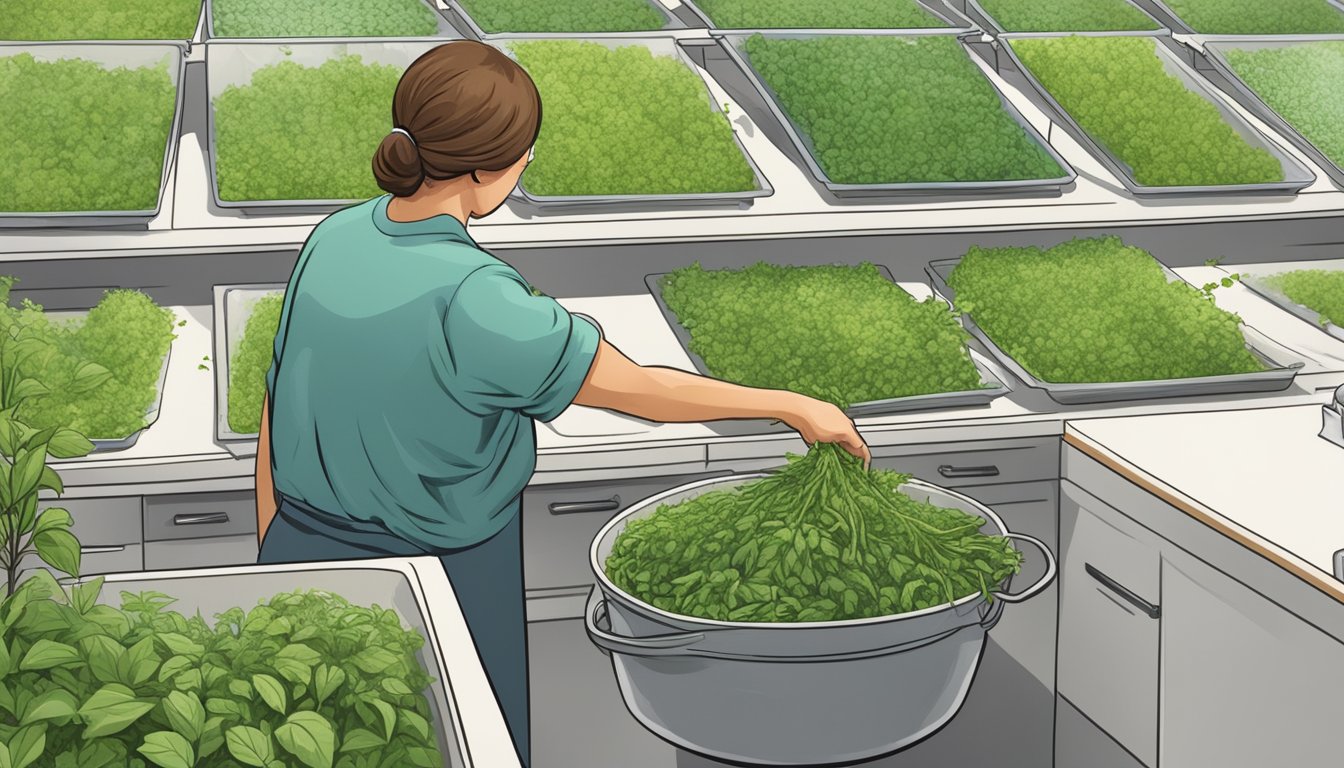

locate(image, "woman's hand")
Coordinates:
780 394 871 468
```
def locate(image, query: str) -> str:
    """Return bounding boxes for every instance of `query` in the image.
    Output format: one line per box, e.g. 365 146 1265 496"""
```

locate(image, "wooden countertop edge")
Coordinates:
1062 430 1344 606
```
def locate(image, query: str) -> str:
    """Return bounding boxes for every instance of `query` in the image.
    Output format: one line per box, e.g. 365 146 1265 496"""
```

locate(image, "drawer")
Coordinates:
44 497 141 546
145 534 259 571
871 437 1059 487
21 542 144 579
143 491 256 542
1058 481 1160 768
522 471 731 592
963 481 1059 693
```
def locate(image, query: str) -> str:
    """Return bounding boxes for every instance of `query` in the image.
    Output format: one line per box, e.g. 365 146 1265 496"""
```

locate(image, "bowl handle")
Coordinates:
994 532 1058 606
585 587 706 657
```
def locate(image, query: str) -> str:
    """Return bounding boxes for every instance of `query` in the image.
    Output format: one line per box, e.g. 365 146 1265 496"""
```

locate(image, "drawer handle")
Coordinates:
173 512 231 526
80 545 126 555
937 464 1000 479
548 496 621 515
1085 563 1160 619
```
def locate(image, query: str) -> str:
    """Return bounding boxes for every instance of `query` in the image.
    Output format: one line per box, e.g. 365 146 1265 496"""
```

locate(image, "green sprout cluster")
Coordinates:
212 0 439 37
1163 0 1344 35
0 576 443 768
227 293 284 435
606 443 1023 623
18 291 177 441
512 40 758 197
455 0 664 32
691 0 942 29
1261 270 1344 329
742 35 1065 184
946 237 1266 383
1011 36 1282 187
1224 42 1344 173
660 262 984 409
0 0 201 40
214 55 399 203
0 54 175 213
976 0 1158 32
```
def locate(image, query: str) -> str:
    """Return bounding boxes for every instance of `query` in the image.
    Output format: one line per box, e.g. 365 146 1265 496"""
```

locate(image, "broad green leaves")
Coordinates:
275 711 335 768
78 684 156 738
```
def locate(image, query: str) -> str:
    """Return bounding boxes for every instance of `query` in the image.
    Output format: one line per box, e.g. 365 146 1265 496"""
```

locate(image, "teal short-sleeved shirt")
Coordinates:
265 195 600 551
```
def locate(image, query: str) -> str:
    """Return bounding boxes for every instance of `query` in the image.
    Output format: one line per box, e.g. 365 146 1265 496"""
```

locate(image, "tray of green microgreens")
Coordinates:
926 237 1303 404
497 36 771 210
674 0 972 33
960 0 1164 35
647 262 1010 417
206 0 456 38
445 0 681 37
718 31 1075 196
998 35 1315 196
1139 0 1344 36
1241 267 1344 342
213 284 284 452
1203 38 1344 192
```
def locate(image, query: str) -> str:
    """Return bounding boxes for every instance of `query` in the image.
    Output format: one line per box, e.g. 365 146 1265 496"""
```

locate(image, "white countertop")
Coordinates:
1066 400 1343 594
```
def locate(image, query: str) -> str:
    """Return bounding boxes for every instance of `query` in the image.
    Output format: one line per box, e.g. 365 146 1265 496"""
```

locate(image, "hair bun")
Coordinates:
372 132 424 197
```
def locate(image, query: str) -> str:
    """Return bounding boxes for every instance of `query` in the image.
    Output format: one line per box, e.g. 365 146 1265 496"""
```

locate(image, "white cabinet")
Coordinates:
1058 481 1161 768
1160 552 1344 767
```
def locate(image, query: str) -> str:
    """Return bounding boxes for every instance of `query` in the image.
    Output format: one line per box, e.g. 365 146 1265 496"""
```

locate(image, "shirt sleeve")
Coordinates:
443 264 601 422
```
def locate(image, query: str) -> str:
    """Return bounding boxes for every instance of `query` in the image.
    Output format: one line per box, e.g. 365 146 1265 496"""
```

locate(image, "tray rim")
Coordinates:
717 29 1079 195
924 255 1304 404
0 41 187 228
644 265 1013 417
488 34 774 208
1199 35 1344 192
994 32 1317 196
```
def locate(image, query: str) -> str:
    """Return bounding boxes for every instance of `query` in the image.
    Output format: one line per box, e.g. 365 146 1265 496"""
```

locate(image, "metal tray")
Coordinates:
675 0 975 34
1200 36 1344 192
1240 270 1344 342
488 35 773 211
205 39 458 215
1133 0 1344 36
88 563 472 766
994 34 1316 196
719 31 1077 197
644 267 1011 417
954 0 1165 36
204 0 460 39
445 0 682 39
213 283 285 450
0 42 186 229
925 257 1303 404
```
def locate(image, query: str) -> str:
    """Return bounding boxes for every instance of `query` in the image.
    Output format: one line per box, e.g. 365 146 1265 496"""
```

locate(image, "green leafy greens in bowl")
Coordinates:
946 236 1266 383
605 443 1024 623
742 35 1065 185
1009 36 1282 188
660 262 985 409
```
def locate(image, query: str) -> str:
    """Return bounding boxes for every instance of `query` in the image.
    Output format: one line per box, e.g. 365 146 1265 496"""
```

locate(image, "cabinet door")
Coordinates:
1161 554 1344 767
144 535 259 572
1059 482 1160 768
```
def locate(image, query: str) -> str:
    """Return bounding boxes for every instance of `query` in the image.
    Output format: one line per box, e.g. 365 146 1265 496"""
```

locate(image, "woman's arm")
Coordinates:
256 397 278 545
573 340 870 466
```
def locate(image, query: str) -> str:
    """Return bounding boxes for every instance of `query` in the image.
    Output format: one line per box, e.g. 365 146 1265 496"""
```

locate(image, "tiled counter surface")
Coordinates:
40 262 1344 496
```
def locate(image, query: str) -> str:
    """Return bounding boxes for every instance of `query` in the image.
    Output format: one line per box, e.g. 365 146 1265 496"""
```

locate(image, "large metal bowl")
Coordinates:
587 473 1056 766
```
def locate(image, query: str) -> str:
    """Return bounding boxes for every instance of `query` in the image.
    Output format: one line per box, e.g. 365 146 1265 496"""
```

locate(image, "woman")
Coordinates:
255 40 869 766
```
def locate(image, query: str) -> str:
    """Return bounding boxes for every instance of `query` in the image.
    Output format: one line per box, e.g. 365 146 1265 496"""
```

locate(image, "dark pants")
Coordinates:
258 497 531 767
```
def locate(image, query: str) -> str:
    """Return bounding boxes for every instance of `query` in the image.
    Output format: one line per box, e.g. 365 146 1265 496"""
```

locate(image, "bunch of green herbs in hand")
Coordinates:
947 236 1265 383
606 443 1023 623
1262 269 1344 329
0 575 444 768
660 262 984 409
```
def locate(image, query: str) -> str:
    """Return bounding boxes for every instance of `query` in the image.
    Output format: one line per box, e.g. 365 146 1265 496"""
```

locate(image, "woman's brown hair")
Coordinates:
372 41 542 197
